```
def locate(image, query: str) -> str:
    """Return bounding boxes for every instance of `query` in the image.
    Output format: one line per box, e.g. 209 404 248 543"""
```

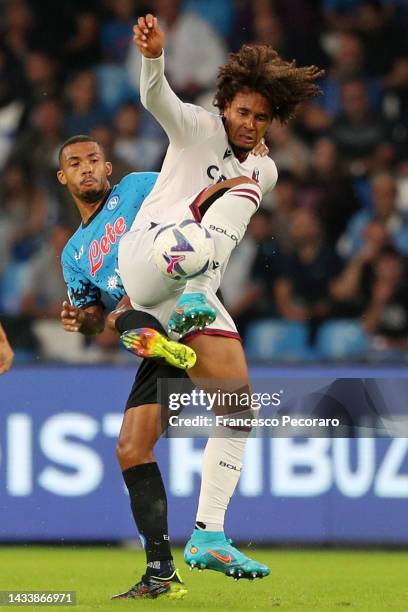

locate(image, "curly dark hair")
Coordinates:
214 45 324 123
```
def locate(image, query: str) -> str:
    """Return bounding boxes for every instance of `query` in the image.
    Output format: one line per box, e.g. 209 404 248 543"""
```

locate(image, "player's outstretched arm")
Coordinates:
133 13 219 147
60 301 105 335
0 322 14 374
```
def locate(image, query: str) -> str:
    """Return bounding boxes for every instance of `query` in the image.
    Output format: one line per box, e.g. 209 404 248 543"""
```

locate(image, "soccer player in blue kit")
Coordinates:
59 135 195 368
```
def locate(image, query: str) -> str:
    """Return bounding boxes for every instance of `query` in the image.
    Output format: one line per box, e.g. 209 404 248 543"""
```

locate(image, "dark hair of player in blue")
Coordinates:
58 135 105 167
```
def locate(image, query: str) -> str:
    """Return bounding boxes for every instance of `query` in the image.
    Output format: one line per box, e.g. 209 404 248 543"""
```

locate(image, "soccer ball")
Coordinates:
153 220 214 280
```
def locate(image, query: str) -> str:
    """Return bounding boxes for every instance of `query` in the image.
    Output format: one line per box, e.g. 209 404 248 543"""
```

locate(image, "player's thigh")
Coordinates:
184 335 249 383
119 227 182 307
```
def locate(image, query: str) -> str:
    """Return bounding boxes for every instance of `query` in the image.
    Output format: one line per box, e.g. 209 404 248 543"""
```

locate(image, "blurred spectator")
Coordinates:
89 124 135 185
274 208 343 333
267 121 310 179
126 0 226 98
1 0 36 64
257 0 327 67
319 32 381 115
100 0 136 63
383 57 408 158
396 159 408 212
113 102 166 171
22 50 60 112
64 70 107 136
0 45 25 169
92 0 137 113
321 0 390 31
20 225 71 319
356 1 407 77
339 172 408 257
222 209 278 337
251 1 288 56
330 79 391 176
300 137 361 242
362 246 408 348
0 161 48 266
0 42 25 106
63 12 102 72
268 170 300 253
331 219 390 315
11 98 66 188
182 0 235 39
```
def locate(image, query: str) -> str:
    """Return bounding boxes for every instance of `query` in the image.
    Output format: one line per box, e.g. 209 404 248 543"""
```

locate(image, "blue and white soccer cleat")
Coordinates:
184 531 270 580
168 293 216 335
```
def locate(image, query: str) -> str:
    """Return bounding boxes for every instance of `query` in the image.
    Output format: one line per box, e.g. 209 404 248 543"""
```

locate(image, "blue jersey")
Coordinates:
61 172 157 309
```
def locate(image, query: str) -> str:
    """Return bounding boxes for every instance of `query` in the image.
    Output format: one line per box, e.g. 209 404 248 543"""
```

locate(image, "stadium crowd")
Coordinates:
0 0 407 363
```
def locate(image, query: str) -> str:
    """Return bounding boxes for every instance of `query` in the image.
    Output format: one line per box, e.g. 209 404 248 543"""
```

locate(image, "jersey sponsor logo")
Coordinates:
207 165 227 183
219 460 242 471
209 224 238 242
89 217 127 277
106 195 120 211
252 168 260 182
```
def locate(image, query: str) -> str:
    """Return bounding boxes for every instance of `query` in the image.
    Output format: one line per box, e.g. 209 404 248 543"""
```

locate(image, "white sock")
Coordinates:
195 428 248 532
186 183 262 294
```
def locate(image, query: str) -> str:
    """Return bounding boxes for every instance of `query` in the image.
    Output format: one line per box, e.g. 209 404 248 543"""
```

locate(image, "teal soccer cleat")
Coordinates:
184 531 270 580
168 293 216 335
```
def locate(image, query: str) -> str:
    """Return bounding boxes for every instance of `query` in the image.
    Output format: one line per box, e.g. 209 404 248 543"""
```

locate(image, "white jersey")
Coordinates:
131 53 278 230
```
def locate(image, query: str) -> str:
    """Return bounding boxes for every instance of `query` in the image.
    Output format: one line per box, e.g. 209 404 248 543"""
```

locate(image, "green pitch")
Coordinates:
0 546 407 611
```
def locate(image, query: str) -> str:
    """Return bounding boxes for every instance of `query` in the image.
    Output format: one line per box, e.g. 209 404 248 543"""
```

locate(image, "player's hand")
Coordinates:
61 300 85 332
251 138 269 157
0 335 14 374
133 14 164 59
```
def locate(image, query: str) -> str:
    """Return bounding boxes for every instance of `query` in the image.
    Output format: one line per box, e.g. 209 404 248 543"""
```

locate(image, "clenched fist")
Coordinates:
61 301 85 332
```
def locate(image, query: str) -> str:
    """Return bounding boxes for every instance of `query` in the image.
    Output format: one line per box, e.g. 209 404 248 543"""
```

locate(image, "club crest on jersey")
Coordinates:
107 195 120 211
252 168 260 182
89 217 126 277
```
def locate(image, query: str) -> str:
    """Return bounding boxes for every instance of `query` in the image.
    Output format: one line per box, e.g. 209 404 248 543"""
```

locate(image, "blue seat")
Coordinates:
245 319 311 361
316 319 369 359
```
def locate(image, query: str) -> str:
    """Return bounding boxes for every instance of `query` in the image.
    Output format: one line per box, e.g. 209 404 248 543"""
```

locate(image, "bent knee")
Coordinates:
116 435 154 468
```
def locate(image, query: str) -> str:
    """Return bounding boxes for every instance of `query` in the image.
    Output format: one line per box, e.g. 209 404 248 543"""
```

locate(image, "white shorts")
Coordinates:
118 223 240 341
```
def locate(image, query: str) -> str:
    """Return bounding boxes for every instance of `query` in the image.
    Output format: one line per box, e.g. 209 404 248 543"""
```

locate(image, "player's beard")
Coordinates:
78 185 108 204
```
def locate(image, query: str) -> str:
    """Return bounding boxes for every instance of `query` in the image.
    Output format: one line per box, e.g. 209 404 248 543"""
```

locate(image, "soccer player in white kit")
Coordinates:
115 13 324 593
